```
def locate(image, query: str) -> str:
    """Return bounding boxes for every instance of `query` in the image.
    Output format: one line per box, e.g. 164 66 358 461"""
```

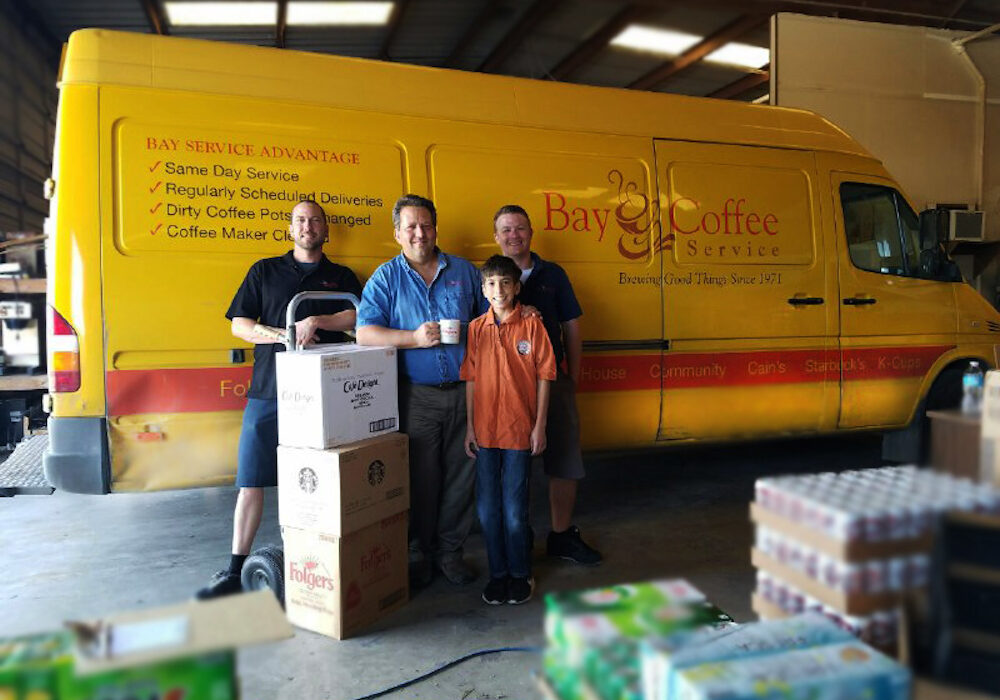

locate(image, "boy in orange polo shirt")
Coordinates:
461 255 556 605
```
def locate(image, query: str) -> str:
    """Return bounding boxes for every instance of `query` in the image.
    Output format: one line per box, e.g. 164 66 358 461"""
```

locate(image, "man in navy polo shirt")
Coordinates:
196 199 362 599
357 194 488 588
492 204 602 566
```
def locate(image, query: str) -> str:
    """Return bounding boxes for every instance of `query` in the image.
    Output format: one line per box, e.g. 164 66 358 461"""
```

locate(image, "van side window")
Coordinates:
840 182 921 278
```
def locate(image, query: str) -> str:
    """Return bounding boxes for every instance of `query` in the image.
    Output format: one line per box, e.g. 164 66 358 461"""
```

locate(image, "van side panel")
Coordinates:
423 126 663 449
100 86 408 490
655 141 839 442
43 84 111 494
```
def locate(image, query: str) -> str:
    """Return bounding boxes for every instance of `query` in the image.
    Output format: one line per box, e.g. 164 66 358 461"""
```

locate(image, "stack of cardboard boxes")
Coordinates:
275 344 410 640
750 466 1000 655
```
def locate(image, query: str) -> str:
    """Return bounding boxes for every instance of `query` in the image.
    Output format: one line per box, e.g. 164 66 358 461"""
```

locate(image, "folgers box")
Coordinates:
276 344 398 449
0 591 291 700
283 511 408 640
278 433 408 536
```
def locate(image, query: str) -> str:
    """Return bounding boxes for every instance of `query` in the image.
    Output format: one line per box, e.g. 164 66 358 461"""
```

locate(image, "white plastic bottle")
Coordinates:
962 361 984 415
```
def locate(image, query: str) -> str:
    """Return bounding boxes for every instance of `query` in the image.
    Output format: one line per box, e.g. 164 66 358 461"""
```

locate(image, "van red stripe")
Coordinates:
575 345 954 393
104 344 954 414
107 366 253 416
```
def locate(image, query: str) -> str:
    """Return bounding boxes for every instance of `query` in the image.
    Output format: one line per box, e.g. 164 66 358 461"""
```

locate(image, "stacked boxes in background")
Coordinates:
276 345 409 640
541 579 735 700
750 466 1000 653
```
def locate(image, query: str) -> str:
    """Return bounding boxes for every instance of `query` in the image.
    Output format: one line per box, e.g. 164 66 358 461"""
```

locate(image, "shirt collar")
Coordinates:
284 250 330 269
397 248 447 277
487 302 522 326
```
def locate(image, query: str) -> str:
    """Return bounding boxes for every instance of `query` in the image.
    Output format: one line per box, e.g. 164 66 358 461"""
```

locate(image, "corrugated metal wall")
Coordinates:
0 6 57 233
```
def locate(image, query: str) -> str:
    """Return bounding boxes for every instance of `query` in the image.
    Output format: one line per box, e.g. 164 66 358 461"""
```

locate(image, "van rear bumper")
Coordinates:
43 416 110 494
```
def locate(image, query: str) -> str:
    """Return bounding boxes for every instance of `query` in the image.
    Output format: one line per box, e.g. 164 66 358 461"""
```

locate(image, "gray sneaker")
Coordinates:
438 556 476 585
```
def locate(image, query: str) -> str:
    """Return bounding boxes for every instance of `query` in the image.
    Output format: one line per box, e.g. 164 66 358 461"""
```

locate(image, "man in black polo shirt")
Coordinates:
196 199 362 599
492 204 601 566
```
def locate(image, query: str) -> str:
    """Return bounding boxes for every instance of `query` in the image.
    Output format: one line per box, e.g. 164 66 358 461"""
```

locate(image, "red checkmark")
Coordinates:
150 181 162 193
150 202 163 213
149 161 161 172
151 223 163 235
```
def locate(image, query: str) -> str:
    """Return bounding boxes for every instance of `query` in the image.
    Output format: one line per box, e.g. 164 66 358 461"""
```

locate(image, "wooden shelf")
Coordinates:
0 278 45 294
0 375 47 391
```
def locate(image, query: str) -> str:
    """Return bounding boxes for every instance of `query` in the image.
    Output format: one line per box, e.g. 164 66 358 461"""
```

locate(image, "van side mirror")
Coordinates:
919 208 949 250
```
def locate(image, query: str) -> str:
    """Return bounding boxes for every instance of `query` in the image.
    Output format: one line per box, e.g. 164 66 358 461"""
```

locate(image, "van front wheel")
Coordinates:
882 366 964 464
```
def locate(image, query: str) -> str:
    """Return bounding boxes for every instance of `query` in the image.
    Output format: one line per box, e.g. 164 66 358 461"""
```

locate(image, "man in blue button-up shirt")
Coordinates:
357 194 488 589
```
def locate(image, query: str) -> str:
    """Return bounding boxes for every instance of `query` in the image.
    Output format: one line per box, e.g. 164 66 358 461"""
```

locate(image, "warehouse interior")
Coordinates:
3 1 1000 699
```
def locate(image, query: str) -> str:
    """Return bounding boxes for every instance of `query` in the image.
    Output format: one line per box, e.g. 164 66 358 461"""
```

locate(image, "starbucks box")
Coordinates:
278 433 409 536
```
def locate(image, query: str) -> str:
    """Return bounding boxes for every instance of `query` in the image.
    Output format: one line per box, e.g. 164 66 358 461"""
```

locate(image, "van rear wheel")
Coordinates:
241 545 284 606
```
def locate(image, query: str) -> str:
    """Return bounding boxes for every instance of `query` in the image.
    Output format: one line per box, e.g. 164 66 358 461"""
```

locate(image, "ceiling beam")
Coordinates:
444 0 502 68
707 64 769 99
379 0 412 61
276 0 287 48
478 0 563 74
594 0 998 30
627 14 768 91
5 0 62 61
941 0 967 28
548 3 652 82
139 0 169 35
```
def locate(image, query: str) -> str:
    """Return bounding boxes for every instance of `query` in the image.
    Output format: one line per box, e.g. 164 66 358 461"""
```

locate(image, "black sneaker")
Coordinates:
195 570 243 600
507 577 534 605
409 556 433 590
482 577 508 605
546 525 602 566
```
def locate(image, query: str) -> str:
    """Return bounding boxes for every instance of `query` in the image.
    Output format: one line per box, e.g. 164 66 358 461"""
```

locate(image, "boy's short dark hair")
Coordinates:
480 255 521 283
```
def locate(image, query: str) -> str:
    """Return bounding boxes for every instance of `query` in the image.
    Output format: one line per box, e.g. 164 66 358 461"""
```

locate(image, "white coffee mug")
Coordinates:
440 319 460 344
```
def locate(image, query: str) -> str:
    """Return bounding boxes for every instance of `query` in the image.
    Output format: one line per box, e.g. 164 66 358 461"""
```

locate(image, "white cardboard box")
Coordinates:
283 512 409 640
278 432 409 536
276 344 398 449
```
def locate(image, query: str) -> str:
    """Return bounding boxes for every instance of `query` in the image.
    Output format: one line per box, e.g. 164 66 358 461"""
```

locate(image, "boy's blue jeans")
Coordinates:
475 447 532 580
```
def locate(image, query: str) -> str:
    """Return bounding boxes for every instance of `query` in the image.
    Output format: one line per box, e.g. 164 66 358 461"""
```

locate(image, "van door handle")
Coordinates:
843 297 877 306
787 297 824 306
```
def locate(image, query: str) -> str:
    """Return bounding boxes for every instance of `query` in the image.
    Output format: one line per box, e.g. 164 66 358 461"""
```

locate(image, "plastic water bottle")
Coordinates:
962 361 984 415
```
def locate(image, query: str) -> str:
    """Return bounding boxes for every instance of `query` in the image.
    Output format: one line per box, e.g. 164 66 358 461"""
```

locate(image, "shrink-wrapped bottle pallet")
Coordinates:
750 465 1000 652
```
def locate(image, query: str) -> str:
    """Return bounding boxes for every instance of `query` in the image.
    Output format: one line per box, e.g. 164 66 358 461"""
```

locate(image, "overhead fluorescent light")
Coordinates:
288 2 395 25
610 25 702 56
165 2 277 26
705 42 769 69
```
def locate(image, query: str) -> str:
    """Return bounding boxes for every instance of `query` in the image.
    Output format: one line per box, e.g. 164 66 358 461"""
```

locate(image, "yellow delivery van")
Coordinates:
44 29 1000 494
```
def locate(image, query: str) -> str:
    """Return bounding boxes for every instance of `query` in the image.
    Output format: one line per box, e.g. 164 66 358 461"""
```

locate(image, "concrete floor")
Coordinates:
2 434 884 699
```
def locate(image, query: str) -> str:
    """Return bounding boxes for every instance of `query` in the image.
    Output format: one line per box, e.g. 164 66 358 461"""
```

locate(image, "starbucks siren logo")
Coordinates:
298 467 318 494
368 459 385 486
